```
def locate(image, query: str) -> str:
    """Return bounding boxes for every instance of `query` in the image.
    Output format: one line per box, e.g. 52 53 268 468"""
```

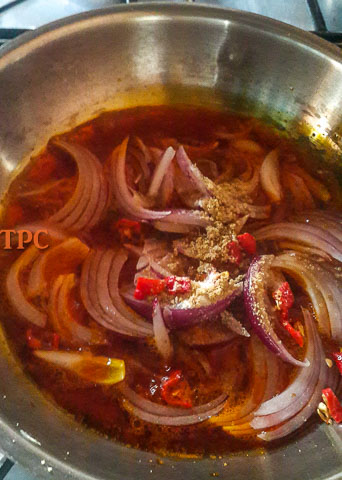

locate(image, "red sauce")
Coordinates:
0 106 335 456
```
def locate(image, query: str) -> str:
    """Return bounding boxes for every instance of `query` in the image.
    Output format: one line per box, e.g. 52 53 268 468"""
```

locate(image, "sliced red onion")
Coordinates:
121 282 243 330
221 311 250 337
211 335 269 427
152 298 173 360
6 246 46 327
257 335 331 441
111 138 171 220
49 140 107 231
277 241 332 262
161 162 175 206
156 209 210 228
244 255 309 368
272 252 341 340
80 250 129 335
196 159 219 180
244 204 271 219
255 222 342 263
80 249 152 338
153 222 193 234
176 146 211 198
149 260 173 278
27 236 89 299
148 146 175 197
295 210 342 243
134 137 152 179
251 309 319 430
49 273 103 346
218 349 281 436
108 249 153 332
230 165 260 196
260 149 283 202
136 255 149 271
120 383 227 426
123 244 143 257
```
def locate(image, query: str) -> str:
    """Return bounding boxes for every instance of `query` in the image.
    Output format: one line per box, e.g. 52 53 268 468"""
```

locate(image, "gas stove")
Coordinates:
0 0 341 478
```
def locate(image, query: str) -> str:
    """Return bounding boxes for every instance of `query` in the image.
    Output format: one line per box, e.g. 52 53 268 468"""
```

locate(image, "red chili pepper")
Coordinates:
26 329 60 350
272 281 294 312
26 329 42 350
134 277 165 300
280 318 304 347
237 233 257 255
332 352 342 376
161 370 193 409
322 388 342 423
51 333 60 350
227 241 242 265
115 219 141 233
165 276 191 295
115 218 141 241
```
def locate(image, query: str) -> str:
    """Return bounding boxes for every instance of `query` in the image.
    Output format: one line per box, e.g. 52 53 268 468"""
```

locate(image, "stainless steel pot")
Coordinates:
1 4 342 479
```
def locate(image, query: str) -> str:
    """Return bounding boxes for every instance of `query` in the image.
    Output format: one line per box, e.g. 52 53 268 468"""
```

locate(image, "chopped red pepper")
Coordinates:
272 281 294 312
26 329 42 350
115 218 141 242
227 241 242 265
322 388 342 423
26 328 60 350
280 318 304 347
115 219 141 233
165 276 191 295
161 370 193 408
332 352 342 376
134 277 165 300
51 332 60 350
237 233 257 255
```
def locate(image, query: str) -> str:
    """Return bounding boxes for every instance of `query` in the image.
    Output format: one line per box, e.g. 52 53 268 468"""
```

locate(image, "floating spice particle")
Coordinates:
156 458 164 465
223 462 228 467
211 473 219 477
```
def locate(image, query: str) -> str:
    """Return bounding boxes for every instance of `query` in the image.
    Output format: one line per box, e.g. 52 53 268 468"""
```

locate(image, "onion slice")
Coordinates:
176 146 211 198
152 298 173 360
80 249 153 338
110 138 171 220
272 252 342 341
122 281 243 330
49 140 108 231
49 273 107 346
256 316 332 441
251 309 319 430
260 149 282 202
120 383 227 426
254 222 342 263
148 146 175 197
6 245 46 327
244 255 309 367
27 237 89 298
